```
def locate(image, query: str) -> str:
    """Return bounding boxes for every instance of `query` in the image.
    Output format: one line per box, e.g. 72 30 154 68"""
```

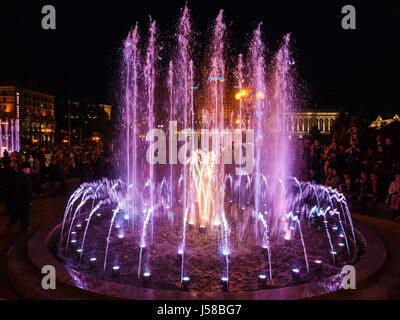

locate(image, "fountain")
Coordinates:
53 6 363 295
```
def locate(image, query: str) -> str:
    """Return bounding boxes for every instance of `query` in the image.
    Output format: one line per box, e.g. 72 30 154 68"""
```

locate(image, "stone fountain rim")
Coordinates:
27 217 385 300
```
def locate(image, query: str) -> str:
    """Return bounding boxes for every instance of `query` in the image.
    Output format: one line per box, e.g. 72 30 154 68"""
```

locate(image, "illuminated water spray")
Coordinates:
0 118 19 153
59 6 356 292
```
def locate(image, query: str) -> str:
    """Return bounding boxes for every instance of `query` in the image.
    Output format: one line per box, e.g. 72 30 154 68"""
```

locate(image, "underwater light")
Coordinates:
258 274 267 288
76 248 83 257
314 259 322 271
112 265 120 276
89 257 97 267
143 272 151 286
292 268 300 279
220 277 229 291
181 275 190 291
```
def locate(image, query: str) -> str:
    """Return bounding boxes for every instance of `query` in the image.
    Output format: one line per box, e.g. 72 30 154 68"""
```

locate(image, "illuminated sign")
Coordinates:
16 91 20 119
208 76 224 82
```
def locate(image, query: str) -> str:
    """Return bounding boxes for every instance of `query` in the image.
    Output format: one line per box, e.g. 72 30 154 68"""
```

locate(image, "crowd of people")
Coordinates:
0 124 399 232
0 145 118 232
293 126 400 221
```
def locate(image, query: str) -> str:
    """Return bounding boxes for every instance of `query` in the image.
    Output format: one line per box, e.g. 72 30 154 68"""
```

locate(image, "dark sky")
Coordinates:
0 0 399 118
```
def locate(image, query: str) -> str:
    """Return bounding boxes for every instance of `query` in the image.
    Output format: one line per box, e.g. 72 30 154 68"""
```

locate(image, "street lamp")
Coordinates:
256 91 265 99
235 89 249 100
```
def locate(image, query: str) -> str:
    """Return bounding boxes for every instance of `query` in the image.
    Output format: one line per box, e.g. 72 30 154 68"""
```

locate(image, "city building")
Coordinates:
197 82 339 138
283 109 340 138
0 85 56 146
55 98 112 145
92 103 112 120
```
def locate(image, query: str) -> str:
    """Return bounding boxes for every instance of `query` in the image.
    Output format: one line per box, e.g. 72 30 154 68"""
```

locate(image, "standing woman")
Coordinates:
387 172 400 221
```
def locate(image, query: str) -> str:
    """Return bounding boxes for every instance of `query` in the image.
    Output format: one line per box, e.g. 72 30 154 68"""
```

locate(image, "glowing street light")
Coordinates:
235 89 249 100
256 91 265 99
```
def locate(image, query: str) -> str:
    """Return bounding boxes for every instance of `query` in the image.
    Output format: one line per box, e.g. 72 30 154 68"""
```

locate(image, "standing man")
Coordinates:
2 158 19 216
7 162 33 233
345 139 362 182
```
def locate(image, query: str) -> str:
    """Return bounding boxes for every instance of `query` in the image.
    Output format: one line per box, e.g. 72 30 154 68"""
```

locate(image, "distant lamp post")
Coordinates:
240 90 248 97
235 89 249 101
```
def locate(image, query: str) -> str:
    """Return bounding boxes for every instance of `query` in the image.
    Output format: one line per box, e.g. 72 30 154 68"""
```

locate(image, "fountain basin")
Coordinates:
25 215 385 299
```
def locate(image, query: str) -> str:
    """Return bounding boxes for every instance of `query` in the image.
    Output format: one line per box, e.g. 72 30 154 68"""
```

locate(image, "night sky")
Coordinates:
0 0 398 118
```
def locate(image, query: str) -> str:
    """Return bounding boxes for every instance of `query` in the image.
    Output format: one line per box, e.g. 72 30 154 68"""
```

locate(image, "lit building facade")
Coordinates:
283 109 340 138
0 85 56 146
94 104 112 120
265 109 340 138
369 114 400 129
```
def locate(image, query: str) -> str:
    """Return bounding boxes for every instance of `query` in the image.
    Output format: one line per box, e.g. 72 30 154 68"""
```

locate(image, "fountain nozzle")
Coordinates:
112 265 120 276
90 257 97 268
181 276 190 291
142 272 151 287
220 277 229 292
258 274 267 289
